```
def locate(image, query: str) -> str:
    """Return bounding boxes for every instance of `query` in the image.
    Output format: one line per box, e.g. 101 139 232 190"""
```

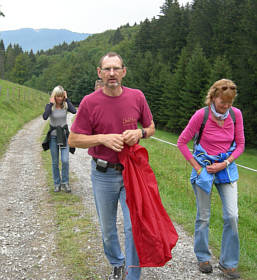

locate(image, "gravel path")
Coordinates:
0 114 233 279
0 117 69 280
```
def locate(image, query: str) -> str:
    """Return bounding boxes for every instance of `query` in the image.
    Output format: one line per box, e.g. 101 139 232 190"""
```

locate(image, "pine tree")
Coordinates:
0 40 5 79
160 0 176 15
11 53 32 84
164 47 190 132
232 0 257 145
147 53 171 127
109 28 124 45
187 0 219 57
72 72 96 104
4 44 23 80
134 19 154 53
208 56 233 86
179 45 210 130
158 0 189 69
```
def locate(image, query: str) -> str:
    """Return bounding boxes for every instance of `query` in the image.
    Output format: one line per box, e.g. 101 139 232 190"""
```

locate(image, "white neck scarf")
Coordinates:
210 103 229 120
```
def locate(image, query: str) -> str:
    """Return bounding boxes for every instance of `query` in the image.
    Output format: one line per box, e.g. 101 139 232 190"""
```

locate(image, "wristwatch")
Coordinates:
224 159 230 167
141 128 147 139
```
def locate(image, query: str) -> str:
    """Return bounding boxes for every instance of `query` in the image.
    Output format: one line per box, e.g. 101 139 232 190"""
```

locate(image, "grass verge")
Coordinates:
41 123 102 280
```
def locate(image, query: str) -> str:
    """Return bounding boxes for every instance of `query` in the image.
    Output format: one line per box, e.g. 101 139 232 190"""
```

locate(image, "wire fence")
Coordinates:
151 136 257 173
0 85 47 105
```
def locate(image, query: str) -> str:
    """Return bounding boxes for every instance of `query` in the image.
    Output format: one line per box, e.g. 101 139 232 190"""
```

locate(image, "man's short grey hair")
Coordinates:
98 52 125 68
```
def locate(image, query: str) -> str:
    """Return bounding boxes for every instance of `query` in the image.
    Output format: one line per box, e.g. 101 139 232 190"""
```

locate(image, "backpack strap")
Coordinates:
229 107 236 145
229 107 236 124
194 106 236 150
195 106 209 145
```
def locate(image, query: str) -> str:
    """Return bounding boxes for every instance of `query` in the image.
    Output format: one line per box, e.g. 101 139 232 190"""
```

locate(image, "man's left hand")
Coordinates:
122 129 142 146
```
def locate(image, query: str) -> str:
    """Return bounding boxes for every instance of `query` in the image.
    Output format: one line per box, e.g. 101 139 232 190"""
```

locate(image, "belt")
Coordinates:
93 157 124 171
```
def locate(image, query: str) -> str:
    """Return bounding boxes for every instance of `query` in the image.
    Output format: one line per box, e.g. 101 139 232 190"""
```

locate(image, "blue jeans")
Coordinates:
49 136 69 186
193 182 239 268
91 160 141 280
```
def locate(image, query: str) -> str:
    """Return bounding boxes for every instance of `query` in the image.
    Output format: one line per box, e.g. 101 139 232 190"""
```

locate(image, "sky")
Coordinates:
0 0 192 34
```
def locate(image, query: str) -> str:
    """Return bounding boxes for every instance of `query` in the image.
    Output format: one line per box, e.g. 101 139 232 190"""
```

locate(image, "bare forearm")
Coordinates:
68 131 124 152
143 120 155 138
188 157 202 172
68 132 103 149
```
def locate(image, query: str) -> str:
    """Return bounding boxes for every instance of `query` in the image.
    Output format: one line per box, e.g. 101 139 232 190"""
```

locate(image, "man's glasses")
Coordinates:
101 67 123 73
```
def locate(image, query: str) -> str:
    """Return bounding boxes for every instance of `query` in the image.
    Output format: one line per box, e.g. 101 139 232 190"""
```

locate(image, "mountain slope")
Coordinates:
0 28 90 52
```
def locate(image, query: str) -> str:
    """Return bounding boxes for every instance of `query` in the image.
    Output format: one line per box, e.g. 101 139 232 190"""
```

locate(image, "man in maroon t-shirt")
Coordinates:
69 52 155 280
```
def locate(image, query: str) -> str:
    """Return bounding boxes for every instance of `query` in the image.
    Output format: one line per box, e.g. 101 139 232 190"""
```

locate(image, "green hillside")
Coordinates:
0 79 49 157
24 25 140 104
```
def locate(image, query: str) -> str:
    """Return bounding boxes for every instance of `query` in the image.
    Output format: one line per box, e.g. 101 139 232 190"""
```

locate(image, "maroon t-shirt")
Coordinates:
71 86 153 163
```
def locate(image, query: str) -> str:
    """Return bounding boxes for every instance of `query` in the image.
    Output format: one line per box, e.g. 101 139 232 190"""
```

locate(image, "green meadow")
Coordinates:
0 79 49 157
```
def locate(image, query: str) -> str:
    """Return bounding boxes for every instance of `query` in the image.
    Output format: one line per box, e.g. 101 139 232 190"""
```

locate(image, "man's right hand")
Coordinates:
101 134 124 152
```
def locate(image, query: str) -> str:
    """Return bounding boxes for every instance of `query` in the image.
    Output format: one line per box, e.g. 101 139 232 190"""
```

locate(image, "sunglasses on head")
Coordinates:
220 86 236 91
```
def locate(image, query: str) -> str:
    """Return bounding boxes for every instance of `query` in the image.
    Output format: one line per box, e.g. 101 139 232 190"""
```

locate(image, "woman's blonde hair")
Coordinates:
51 85 67 110
205 79 237 106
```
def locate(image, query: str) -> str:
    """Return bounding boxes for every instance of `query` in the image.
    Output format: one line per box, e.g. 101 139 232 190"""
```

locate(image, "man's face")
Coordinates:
97 56 126 89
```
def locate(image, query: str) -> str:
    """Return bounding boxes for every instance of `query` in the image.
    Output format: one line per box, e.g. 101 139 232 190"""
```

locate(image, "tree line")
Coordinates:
0 0 256 146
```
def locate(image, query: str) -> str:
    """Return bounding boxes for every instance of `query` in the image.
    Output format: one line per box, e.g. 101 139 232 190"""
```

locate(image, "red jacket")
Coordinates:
119 144 178 267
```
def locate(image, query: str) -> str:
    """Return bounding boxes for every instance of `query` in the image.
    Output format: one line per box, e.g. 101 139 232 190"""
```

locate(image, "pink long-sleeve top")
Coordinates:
177 107 245 161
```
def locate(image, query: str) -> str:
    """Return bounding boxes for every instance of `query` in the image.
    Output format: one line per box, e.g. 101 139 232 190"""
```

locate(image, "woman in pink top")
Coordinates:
177 79 245 279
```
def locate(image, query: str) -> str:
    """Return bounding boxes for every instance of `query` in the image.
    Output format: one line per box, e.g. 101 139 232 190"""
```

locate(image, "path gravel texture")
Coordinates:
0 117 68 280
0 114 236 279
